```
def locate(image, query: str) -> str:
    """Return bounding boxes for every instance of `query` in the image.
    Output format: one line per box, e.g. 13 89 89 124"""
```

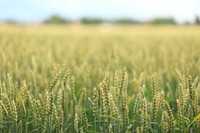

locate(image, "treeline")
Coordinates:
42 15 177 25
1 14 200 25
40 15 200 25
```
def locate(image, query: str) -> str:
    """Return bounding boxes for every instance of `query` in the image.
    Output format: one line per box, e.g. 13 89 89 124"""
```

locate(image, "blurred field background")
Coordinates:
1 24 200 93
1 0 200 132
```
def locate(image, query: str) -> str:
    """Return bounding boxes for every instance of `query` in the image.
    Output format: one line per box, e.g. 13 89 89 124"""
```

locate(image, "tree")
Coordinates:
195 16 200 25
43 15 71 24
80 17 103 24
114 18 140 24
4 19 18 24
151 17 176 25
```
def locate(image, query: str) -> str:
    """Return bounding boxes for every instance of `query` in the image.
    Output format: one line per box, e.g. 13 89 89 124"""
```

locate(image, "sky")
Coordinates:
0 0 200 23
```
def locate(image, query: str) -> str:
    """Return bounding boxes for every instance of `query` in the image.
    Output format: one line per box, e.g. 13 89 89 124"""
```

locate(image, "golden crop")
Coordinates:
0 24 200 132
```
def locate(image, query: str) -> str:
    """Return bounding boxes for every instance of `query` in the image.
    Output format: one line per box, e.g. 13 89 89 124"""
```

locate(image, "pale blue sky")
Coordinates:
0 0 200 23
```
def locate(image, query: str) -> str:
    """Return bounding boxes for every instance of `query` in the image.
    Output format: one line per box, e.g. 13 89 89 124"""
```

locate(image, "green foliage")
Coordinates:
80 17 103 24
195 16 200 25
44 15 71 24
151 17 176 25
114 18 140 24
4 19 18 25
185 113 200 133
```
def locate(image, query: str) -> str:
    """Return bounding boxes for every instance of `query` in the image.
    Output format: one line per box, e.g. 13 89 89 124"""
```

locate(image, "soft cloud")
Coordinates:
107 0 198 22
0 0 200 22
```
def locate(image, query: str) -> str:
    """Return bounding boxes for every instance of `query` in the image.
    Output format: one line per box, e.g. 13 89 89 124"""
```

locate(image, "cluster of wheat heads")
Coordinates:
0 67 200 133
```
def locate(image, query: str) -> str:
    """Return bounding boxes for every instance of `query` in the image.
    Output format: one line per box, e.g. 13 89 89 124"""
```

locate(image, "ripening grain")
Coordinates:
0 24 200 133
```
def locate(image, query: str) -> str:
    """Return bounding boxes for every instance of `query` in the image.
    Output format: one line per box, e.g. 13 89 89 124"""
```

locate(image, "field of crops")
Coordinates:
0 24 200 133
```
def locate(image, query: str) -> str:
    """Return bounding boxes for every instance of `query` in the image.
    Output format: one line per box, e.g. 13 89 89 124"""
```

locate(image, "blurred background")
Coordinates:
0 0 200 25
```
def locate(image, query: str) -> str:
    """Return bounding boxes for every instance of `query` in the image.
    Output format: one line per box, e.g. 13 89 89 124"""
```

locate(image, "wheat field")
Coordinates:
0 24 200 133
